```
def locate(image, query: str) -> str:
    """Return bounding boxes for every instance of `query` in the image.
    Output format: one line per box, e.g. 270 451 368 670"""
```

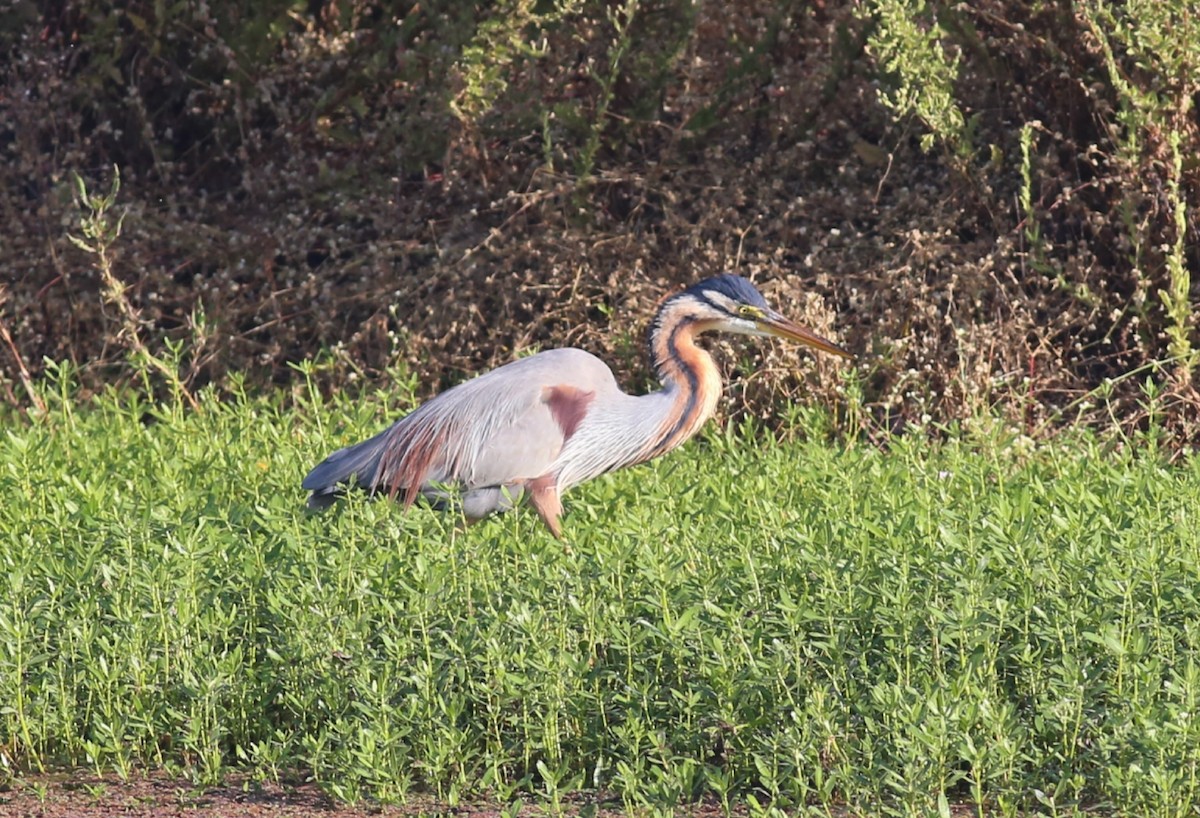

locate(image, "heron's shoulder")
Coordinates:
490 347 604 373
485 348 617 391
528 347 608 365
430 348 615 405
550 347 617 376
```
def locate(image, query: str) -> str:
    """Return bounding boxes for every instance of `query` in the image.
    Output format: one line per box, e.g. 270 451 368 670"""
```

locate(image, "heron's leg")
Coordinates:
526 475 563 539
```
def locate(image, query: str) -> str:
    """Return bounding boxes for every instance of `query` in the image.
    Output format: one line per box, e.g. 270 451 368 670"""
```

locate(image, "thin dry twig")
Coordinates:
0 286 47 414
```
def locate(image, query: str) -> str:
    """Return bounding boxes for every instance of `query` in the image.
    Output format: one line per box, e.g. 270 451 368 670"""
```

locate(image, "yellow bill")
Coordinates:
760 312 854 359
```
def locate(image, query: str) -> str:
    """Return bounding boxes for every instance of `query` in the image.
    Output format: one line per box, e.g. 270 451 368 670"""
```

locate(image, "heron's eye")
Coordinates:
738 304 762 319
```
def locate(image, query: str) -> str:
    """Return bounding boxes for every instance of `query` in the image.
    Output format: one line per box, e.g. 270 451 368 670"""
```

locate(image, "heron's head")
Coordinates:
672 274 853 359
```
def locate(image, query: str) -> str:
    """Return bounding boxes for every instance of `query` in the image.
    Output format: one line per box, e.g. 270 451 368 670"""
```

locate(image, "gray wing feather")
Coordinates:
302 427 391 507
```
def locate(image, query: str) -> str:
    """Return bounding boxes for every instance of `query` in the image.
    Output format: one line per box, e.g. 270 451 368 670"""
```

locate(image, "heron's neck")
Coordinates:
638 301 723 462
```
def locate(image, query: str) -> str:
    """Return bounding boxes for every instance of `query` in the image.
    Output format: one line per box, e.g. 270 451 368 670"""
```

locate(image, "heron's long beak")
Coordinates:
760 312 854 359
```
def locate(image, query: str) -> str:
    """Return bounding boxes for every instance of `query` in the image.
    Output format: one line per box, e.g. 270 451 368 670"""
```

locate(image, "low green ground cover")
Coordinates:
2 377 1198 817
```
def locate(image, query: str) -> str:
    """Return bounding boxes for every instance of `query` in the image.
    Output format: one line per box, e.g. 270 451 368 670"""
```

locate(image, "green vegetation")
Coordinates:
862 0 966 158
6 3 1200 811
2 374 1198 816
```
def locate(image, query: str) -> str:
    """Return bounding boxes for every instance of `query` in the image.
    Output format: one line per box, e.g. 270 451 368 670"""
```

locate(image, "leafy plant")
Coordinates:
862 0 967 158
68 167 199 412
451 0 585 126
1080 0 1199 381
2 381 1199 814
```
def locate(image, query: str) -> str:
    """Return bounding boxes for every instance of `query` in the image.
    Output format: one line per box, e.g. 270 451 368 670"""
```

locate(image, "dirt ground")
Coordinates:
0 772 732 818
0 773 997 818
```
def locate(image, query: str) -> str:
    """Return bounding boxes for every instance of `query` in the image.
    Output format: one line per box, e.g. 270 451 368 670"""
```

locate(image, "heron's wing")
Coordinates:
368 349 608 507
302 425 392 506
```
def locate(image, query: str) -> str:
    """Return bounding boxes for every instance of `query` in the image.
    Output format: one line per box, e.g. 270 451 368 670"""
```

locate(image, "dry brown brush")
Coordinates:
1 0 1197 444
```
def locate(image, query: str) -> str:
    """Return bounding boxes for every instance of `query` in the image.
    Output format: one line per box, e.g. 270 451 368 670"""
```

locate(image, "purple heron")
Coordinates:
303 274 851 537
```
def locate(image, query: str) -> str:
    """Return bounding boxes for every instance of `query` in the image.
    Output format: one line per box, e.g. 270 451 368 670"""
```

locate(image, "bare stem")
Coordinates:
0 286 47 415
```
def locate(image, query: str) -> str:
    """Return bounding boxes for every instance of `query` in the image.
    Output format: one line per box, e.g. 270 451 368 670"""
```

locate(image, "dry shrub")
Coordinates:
0 0 1197 445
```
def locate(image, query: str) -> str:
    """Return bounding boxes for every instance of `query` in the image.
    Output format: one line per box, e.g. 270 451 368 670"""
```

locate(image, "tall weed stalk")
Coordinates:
68 167 199 413
1079 0 1197 380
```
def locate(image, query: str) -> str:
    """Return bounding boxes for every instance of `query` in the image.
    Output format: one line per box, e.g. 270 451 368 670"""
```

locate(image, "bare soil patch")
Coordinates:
0 773 992 818
0 773 719 818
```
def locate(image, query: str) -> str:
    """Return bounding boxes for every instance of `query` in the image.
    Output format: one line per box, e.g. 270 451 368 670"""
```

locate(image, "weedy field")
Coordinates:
2 371 1199 818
